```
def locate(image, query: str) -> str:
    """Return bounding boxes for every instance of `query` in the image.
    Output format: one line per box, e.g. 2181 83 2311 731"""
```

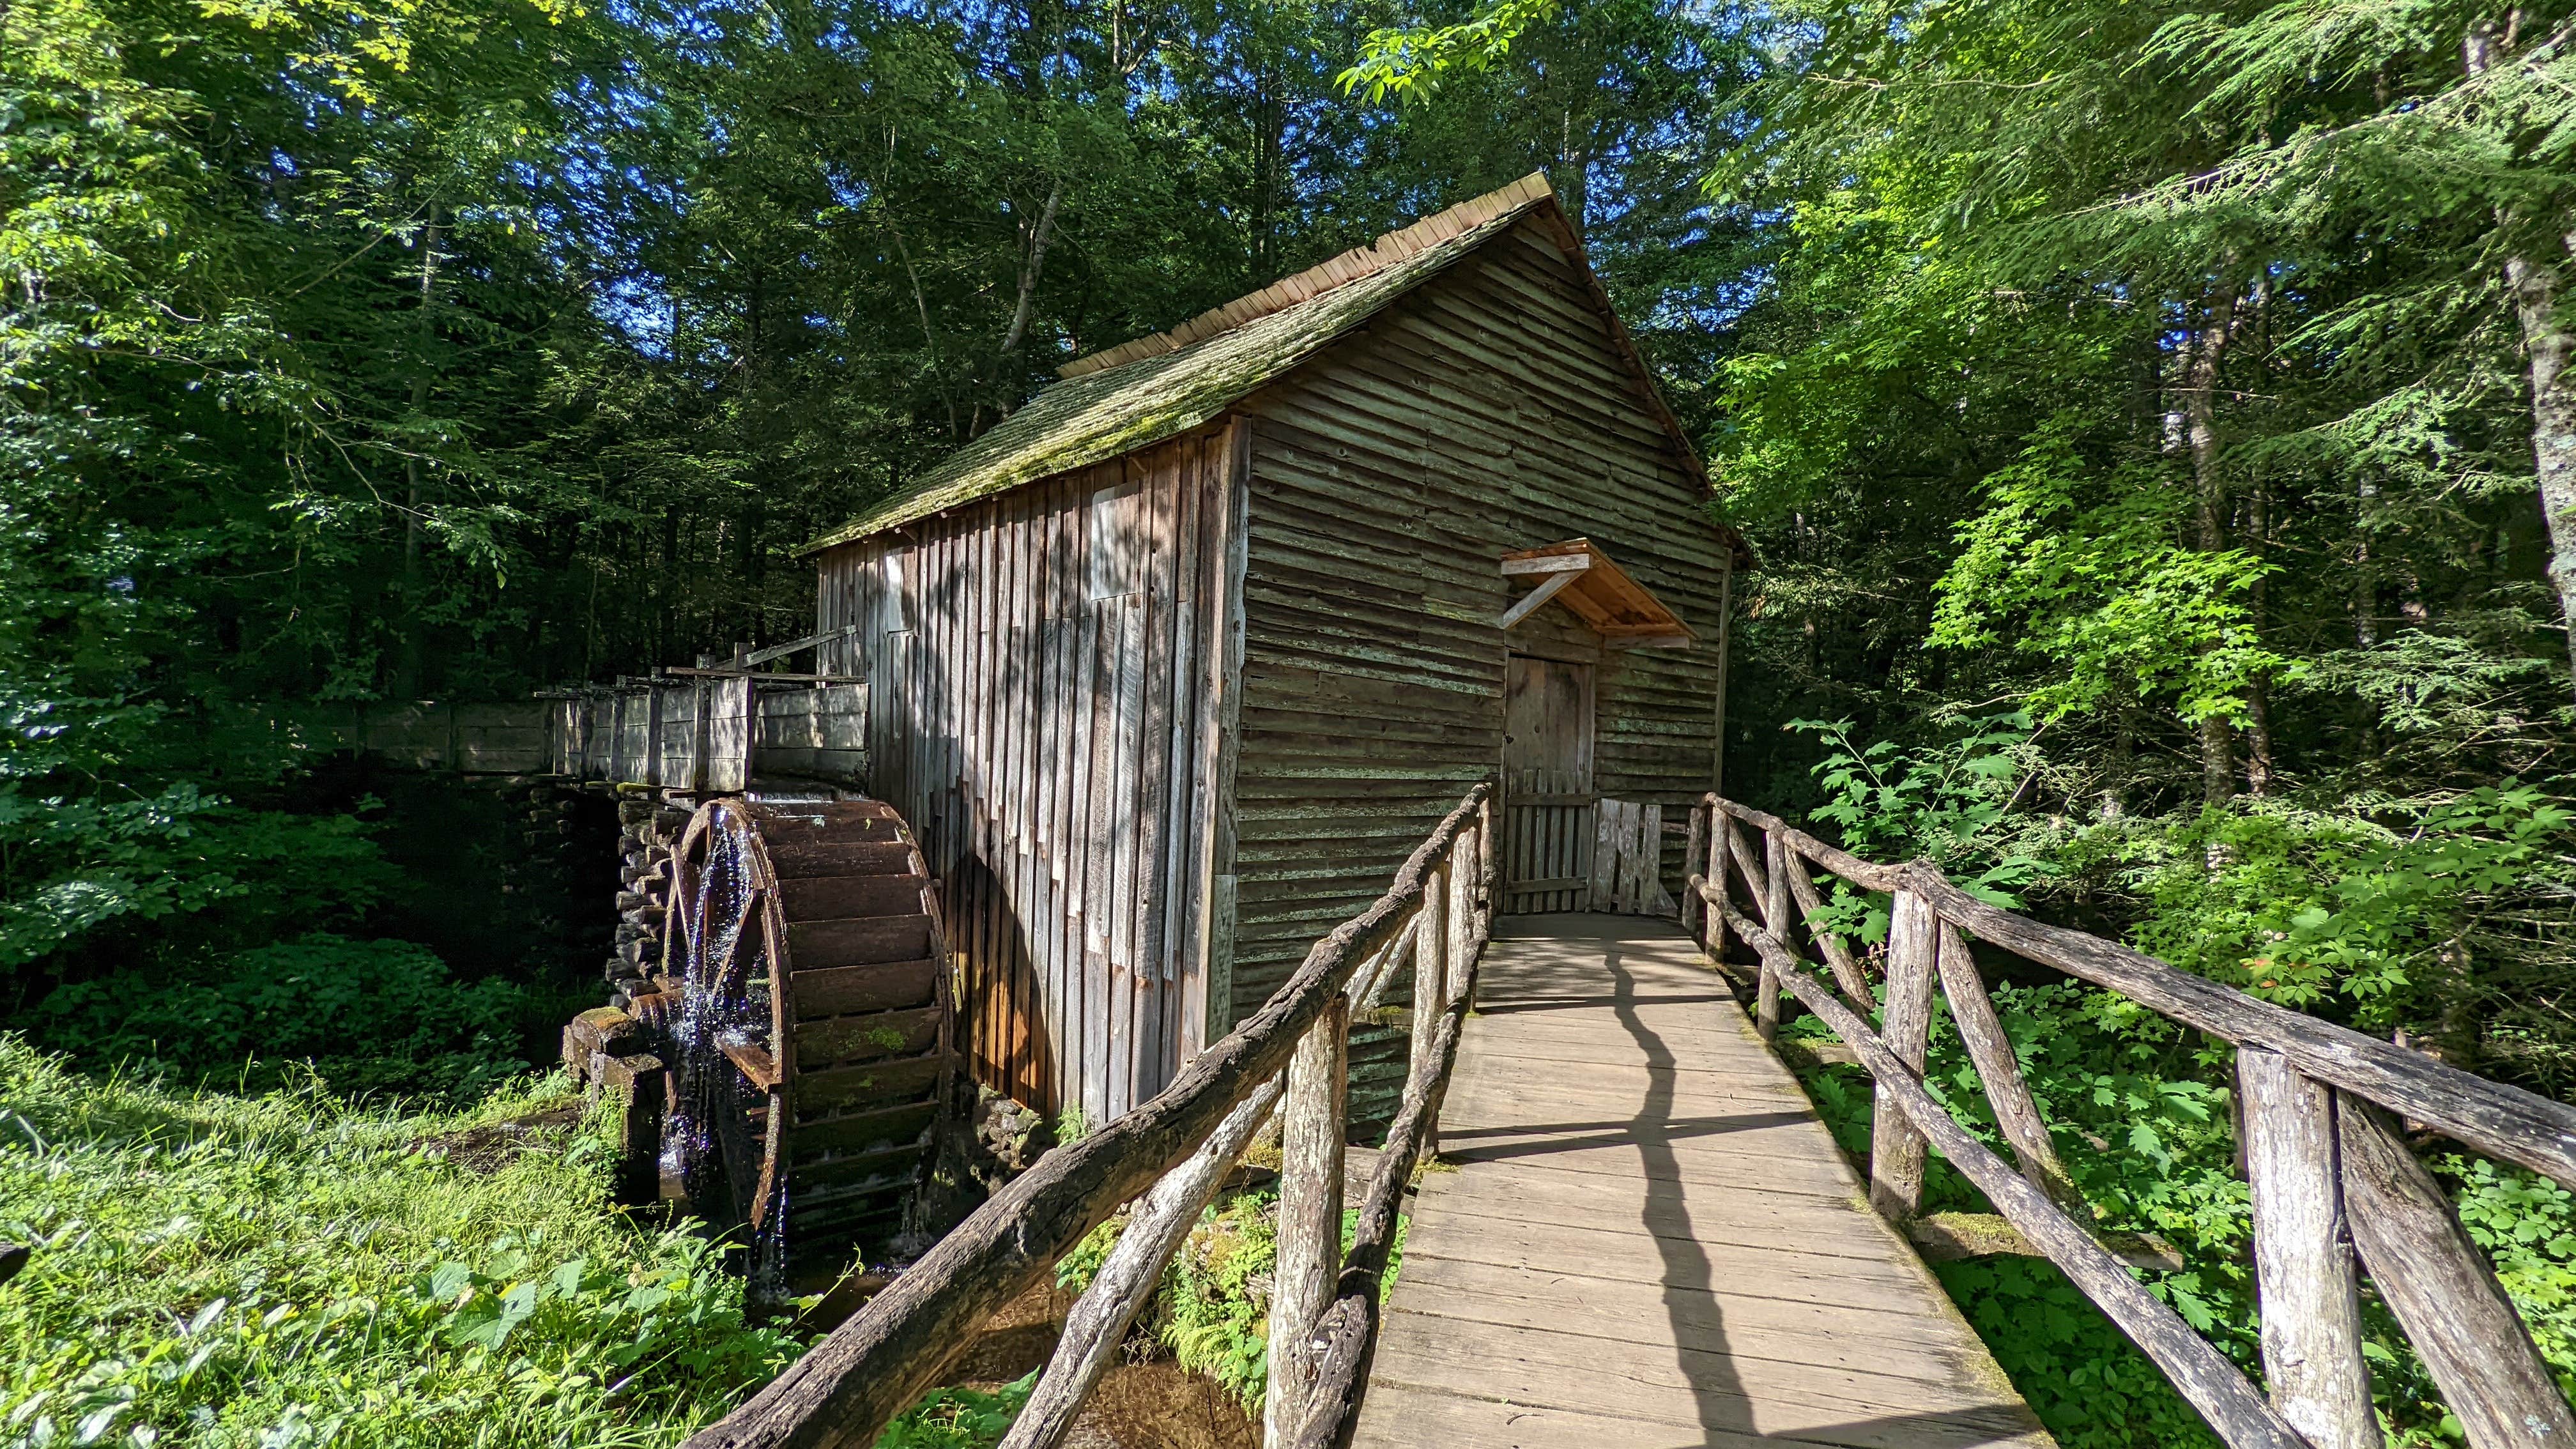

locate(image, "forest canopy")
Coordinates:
5 0 2572 1103
0 0 1751 1015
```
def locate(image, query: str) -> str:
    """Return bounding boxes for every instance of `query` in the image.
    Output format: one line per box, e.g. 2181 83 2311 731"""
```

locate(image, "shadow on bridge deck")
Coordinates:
1349 914 2055 1449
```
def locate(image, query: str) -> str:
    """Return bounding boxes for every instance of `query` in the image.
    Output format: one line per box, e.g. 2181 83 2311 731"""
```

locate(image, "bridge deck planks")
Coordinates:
1351 914 2053 1448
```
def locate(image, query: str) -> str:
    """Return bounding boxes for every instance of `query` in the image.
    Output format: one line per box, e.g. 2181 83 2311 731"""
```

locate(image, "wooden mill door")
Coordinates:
1501 655 1597 913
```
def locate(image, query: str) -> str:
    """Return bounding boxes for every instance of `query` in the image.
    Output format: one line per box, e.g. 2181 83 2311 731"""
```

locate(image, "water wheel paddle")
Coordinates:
657 797 954 1280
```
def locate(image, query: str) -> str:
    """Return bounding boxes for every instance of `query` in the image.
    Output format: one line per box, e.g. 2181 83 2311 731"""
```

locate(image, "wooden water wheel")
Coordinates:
654 797 954 1271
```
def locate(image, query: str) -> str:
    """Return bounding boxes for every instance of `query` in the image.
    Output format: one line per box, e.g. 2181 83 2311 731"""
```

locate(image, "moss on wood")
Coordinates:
801 201 1547 555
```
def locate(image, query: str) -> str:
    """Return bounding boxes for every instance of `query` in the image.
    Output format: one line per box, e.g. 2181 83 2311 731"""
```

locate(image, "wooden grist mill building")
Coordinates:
801 172 1749 1123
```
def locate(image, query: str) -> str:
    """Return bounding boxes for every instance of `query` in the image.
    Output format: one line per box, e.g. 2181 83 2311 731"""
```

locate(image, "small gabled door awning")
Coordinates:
1496 539 1695 648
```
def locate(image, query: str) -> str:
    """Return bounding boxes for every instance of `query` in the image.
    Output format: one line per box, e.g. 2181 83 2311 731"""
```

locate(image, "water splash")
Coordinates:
663 802 789 1301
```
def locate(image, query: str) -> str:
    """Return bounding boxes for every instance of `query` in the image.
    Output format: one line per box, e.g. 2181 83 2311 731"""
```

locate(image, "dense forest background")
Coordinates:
6 0 2576 1440
8 0 2571 1083
1 0 1751 1038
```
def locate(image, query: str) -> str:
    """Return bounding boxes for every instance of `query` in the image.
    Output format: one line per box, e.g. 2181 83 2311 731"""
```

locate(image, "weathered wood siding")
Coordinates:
541 682 867 790
811 427 1245 1121
1223 218 1733 1103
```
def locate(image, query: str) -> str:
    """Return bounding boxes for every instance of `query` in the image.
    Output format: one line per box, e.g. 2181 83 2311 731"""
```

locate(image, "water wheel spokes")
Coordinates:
658 796 952 1275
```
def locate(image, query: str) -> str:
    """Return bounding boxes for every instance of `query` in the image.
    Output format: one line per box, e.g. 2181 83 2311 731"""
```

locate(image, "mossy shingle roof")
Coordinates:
803 178 1558 553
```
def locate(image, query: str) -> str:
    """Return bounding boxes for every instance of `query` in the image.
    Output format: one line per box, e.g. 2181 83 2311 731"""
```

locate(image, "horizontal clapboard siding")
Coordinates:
1227 217 1733 1127
811 426 1243 1122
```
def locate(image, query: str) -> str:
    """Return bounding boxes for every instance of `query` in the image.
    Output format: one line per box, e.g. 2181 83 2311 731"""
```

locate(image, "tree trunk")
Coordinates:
885 211 957 438
1254 65 1283 279
2183 298 2237 807
2434 934 2485 1073
997 178 1066 368
1557 105 1589 234
2465 18 2576 699
2103 689 2133 820
2355 471 2383 760
397 204 445 698
2505 242 2576 693
2246 477 2274 796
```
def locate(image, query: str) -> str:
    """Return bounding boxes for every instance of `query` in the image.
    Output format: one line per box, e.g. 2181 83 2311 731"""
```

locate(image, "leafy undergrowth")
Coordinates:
0 1037 801 1448
873 1374 1038 1449
31 935 586 1107
1056 1187 1408 1420
1781 982 2576 1449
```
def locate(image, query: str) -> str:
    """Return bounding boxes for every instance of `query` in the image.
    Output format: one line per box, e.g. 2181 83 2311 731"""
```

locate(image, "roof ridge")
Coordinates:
1055 171 1556 381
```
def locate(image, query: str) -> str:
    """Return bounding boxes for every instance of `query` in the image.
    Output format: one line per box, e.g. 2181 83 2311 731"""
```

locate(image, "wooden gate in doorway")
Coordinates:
1500 655 1595 912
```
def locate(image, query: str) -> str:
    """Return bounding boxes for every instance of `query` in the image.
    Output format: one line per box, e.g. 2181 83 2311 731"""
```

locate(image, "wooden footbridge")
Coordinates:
674 785 2576 1449
1349 914 2045 1448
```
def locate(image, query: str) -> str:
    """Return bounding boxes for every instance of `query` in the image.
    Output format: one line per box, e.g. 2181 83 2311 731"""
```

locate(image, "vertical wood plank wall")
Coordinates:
809 428 1242 1122
1229 218 1733 1123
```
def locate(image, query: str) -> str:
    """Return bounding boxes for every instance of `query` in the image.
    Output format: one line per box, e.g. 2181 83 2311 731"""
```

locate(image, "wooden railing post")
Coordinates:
1476 795 1493 933
1413 857 1451 1166
2338 1095 2576 1449
1938 921 2082 1213
1684 803 1708 934
1703 801 1728 960
1869 890 1936 1222
1266 996 1349 1449
1294 821 1493 1449
1446 833 1473 997
1721 815 1774 1038
1758 827 1792 1039
2237 1049 2379 1449
643 682 667 788
689 655 715 793
1412 866 1449 1075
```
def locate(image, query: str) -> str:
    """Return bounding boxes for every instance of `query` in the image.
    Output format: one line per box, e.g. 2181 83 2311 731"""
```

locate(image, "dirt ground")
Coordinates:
422 1105 583 1174
1066 1363 1258 1449
942 1283 1259 1449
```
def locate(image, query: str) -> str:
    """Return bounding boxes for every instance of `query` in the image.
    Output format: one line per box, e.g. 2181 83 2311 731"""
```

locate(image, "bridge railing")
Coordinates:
540 634 867 790
684 782 1496 1449
1685 792 2576 1449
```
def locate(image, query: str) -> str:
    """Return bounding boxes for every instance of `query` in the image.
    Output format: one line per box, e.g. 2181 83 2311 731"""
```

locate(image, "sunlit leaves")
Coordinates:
2122 783 2576 1035
1929 417 2288 726
1333 0 1563 104
1787 711 2054 901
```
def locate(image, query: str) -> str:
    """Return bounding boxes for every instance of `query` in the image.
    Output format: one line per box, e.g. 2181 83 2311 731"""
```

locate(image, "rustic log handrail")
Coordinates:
1688 791 2576 1449
1289 813 1496 1449
1701 794 2576 1190
683 783 1495 1449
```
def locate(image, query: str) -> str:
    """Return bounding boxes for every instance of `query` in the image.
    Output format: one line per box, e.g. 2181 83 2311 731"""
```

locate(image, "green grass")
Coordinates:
0 1036 800 1448
0 1035 1435 1449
